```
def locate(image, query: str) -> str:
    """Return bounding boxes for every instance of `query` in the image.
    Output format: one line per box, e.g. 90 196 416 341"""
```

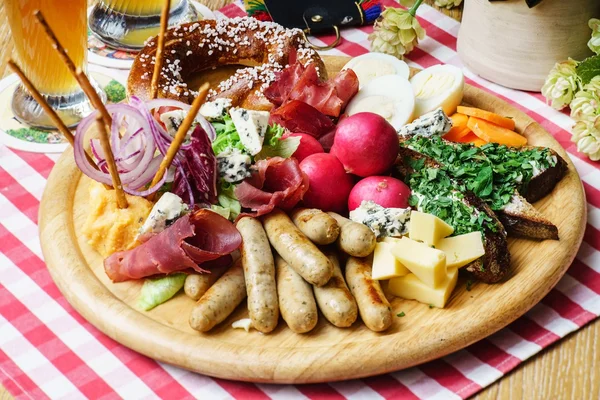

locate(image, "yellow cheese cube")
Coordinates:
436 231 485 269
390 237 447 288
372 242 410 280
409 211 454 245
388 267 458 308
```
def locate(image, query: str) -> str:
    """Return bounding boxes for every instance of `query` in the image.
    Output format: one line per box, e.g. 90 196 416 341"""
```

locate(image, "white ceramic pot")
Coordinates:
457 0 600 91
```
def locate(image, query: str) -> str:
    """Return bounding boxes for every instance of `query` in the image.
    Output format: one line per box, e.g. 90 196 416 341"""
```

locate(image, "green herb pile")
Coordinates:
404 136 557 211
404 156 498 235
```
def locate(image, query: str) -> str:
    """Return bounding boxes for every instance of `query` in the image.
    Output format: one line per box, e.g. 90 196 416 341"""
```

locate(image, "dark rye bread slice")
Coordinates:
395 148 510 283
521 147 568 203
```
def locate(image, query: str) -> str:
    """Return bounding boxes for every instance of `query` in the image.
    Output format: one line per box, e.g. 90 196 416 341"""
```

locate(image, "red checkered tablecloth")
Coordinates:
1 1 599 398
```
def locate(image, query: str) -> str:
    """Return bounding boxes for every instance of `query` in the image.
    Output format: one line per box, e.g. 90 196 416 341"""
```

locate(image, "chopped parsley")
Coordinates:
466 280 473 291
404 136 558 211
397 312 406 317
404 153 497 235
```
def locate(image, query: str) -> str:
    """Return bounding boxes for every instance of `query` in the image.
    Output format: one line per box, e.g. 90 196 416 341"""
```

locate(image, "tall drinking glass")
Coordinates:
6 0 104 129
89 0 199 50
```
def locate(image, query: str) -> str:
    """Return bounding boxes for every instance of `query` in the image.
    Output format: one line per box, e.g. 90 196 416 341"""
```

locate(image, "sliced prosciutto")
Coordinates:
234 157 309 218
173 125 217 206
269 100 335 138
264 62 359 117
104 209 241 282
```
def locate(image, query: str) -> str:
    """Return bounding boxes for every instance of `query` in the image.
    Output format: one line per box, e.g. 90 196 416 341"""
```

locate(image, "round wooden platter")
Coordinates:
39 56 586 383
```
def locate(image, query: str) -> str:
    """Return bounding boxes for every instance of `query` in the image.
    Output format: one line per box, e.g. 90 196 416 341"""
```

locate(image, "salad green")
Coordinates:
137 273 186 311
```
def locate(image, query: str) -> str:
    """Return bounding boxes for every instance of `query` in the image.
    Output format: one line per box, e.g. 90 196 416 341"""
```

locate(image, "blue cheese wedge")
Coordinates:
398 108 452 138
137 192 189 239
229 107 269 155
199 98 232 121
159 109 207 143
217 148 252 183
349 200 411 238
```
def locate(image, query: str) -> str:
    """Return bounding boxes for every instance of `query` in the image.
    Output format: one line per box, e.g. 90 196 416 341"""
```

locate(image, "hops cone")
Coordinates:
573 116 600 161
369 0 426 59
541 58 581 110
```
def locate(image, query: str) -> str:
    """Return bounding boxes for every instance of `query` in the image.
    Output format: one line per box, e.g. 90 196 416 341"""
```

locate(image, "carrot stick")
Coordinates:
34 10 112 127
467 117 527 147
146 82 210 201
449 113 468 129
95 115 128 209
443 126 471 142
457 106 515 131
7 59 100 169
150 0 172 99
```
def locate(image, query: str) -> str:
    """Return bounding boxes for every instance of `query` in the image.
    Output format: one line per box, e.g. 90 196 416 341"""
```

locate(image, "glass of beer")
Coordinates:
89 0 199 50
6 0 104 129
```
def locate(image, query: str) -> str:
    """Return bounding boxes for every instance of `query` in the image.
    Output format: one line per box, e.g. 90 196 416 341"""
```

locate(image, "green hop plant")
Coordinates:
369 0 426 59
434 0 462 9
541 58 582 110
589 18 600 55
572 116 600 161
570 76 600 122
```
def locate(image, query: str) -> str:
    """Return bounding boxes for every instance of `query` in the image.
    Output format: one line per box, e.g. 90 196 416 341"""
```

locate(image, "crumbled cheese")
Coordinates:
349 201 412 238
199 98 232 121
228 107 269 155
232 318 253 332
398 108 452 138
137 193 188 239
216 148 252 183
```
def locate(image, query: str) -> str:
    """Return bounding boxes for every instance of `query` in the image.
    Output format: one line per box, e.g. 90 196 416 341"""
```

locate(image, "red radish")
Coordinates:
299 153 354 213
348 176 410 211
283 133 324 162
330 112 398 177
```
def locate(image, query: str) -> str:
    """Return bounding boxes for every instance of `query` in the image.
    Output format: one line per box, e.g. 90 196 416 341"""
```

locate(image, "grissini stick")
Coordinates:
95 115 129 209
146 82 210 201
7 59 98 170
150 0 172 99
34 10 111 127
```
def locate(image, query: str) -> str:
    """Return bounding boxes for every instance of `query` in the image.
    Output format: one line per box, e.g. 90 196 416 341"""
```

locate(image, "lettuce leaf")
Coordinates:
217 180 241 219
211 114 245 155
255 124 300 160
137 273 186 311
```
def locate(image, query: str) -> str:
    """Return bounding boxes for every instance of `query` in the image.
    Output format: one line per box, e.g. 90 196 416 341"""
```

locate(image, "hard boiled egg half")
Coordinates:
342 53 410 88
345 74 415 130
411 64 464 118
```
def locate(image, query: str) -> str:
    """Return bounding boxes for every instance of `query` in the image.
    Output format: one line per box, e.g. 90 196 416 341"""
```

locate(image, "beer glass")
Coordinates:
89 0 199 50
6 0 104 129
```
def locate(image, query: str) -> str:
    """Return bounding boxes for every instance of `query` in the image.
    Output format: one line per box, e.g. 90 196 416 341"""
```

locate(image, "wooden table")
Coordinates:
0 1 598 399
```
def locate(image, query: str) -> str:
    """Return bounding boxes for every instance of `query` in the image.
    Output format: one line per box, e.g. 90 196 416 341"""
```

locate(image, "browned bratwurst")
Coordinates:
262 209 333 286
345 257 392 332
237 217 279 333
328 212 376 258
189 260 246 332
313 251 358 328
275 256 318 333
184 263 230 301
291 208 340 245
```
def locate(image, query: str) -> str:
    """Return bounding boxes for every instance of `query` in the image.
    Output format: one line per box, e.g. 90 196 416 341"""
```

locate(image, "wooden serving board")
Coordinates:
39 56 586 383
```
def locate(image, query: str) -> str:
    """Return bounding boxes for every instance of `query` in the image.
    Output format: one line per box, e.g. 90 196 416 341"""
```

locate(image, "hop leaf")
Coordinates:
572 116 600 161
434 0 463 9
589 18 600 55
570 76 600 122
541 58 582 110
368 5 426 59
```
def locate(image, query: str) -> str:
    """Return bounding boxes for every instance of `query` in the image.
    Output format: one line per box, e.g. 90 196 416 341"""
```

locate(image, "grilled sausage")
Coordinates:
345 257 392 332
328 212 376 257
184 263 230 300
291 208 340 245
237 217 279 333
313 251 358 328
275 255 318 333
189 260 246 332
262 209 333 286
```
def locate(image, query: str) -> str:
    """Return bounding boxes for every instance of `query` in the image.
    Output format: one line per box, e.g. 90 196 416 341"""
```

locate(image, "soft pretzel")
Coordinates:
128 17 326 111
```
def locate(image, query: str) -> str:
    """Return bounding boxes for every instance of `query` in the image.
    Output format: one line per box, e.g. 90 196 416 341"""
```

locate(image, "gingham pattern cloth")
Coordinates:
1 1 599 398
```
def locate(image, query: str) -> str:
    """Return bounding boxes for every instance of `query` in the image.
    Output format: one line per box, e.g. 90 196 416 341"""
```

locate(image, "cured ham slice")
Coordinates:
264 62 359 117
234 157 309 218
269 100 334 138
104 209 241 282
